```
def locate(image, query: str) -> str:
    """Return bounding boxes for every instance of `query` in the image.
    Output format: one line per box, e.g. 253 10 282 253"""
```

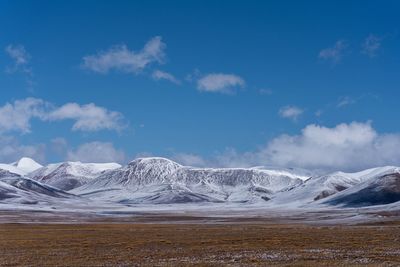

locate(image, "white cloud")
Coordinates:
171 148 257 169
258 122 400 171
50 137 68 155
197 73 245 93
279 106 303 121
152 70 181 84
361 34 381 58
213 148 256 168
318 40 348 63
5 44 31 74
337 96 355 108
47 103 125 132
172 153 207 167
0 98 46 133
82 36 165 74
5 44 34 89
0 98 126 133
0 135 45 163
172 122 400 172
67 141 125 163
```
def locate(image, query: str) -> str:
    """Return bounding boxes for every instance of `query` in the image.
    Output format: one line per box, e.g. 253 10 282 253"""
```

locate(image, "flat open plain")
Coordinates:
0 213 400 266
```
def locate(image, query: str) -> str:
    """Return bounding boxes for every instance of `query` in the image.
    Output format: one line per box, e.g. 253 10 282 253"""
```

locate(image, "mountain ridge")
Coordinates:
0 156 399 211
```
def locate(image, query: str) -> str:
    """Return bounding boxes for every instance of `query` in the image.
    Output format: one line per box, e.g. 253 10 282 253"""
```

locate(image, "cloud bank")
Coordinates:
0 135 45 164
67 141 125 163
173 122 400 172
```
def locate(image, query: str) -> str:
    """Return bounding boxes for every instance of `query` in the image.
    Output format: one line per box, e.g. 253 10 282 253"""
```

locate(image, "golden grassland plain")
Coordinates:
0 221 400 266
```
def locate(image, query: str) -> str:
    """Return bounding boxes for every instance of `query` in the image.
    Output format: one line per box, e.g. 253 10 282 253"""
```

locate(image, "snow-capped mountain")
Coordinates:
29 161 122 191
1 156 400 213
270 166 399 207
324 168 400 207
0 172 73 205
72 157 306 204
0 157 43 177
0 163 26 176
11 157 43 174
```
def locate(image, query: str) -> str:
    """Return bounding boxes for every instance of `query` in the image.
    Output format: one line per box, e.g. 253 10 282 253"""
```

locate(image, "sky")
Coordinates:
0 0 400 171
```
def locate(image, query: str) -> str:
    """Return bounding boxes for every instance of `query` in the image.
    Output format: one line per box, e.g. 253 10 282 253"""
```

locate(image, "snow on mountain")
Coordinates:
0 169 23 179
324 168 400 207
1 176 72 199
0 157 43 177
0 171 73 205
0 163 27 176
270 166 399 207
2 155 400 212
29 161 122 191
245 165 314 181
72 157 305 204
11 157 43 174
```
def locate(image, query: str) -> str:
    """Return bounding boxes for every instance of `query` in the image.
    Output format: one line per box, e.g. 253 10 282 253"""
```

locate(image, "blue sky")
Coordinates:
0 1 400 171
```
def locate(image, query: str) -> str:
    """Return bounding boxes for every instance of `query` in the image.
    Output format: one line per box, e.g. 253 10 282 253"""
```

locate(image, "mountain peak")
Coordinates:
15 157 43 173
129 157 182 167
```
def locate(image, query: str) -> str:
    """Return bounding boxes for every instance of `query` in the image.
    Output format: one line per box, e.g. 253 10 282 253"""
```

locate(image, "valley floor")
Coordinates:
1 216 400 266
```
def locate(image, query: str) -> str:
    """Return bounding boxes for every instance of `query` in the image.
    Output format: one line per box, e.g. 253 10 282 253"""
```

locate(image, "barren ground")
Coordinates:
1 217 400 266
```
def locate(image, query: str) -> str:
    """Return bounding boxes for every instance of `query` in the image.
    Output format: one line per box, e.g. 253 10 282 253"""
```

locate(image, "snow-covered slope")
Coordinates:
2 156 400 212
270 166 399 207
0 172 73 205
73 157 305 204
11 157 43 174
0 163 27 176
0 157 43 177
0 169 23 179
324 168 400 207
29 161 122 191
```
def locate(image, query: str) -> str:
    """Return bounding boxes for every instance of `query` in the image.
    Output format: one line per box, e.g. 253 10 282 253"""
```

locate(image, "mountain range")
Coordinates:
0 157 399 213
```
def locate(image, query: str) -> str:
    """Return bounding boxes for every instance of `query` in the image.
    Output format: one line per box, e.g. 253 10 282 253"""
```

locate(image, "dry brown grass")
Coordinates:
0 222 400 266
